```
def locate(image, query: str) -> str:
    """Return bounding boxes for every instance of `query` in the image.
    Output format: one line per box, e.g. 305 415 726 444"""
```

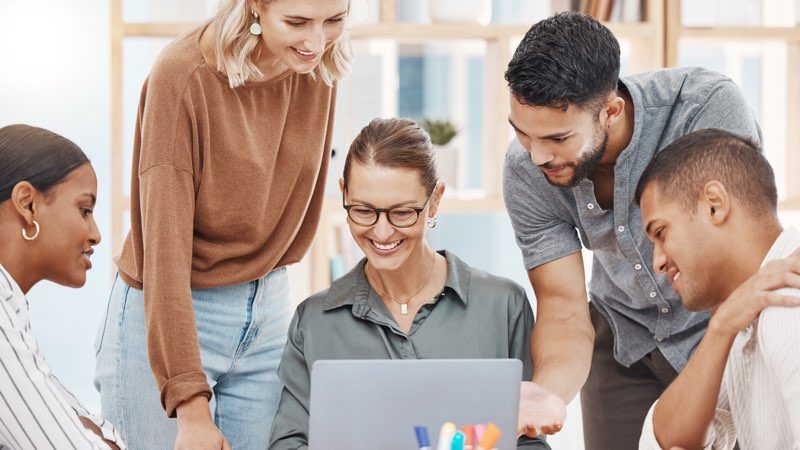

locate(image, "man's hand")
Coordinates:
175 396 230 450
710 250 800 337
517 381 566 437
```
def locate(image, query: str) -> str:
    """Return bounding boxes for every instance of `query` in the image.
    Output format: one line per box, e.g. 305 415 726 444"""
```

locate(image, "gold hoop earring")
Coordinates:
22 221 40 241
427 216 437 229
249 10 262 35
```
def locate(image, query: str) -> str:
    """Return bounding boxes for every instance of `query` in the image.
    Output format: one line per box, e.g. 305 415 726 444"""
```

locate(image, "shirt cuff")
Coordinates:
161 371 212 418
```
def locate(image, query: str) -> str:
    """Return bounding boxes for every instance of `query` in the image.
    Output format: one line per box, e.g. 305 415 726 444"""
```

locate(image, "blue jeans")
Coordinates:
94 268 291 450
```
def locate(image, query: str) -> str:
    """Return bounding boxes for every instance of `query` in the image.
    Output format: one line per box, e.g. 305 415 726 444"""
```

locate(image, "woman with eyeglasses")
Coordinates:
0 124 125 449
268 118 550 450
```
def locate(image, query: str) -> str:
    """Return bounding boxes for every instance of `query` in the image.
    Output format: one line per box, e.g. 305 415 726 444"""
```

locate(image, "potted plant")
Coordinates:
422 117 460 191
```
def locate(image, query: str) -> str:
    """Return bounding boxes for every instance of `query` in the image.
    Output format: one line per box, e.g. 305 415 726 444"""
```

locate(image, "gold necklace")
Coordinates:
366 251 437 315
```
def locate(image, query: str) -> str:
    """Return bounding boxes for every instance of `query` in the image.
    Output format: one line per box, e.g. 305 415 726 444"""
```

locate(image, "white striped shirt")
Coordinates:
640 227 800 450
0 264 126 450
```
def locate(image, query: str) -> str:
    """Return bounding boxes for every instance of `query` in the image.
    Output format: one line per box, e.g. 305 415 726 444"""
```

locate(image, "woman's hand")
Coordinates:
174 396 230 450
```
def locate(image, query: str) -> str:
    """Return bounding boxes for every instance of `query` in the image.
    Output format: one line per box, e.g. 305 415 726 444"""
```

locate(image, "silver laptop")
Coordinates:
308 359 522 450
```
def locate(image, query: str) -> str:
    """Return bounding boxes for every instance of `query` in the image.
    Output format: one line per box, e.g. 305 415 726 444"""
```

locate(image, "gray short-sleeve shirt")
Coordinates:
503 67 762 370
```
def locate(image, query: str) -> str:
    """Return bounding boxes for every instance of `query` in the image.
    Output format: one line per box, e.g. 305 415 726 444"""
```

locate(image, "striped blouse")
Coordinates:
0 264 126 449
640 227 800 449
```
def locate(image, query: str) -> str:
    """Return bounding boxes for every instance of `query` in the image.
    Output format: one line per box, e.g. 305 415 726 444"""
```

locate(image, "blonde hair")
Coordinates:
212 0 352 89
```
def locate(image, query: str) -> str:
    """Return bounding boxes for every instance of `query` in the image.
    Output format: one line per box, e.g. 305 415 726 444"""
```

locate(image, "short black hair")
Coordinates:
0 124 89 203
505 11 620 111
635 128 777 217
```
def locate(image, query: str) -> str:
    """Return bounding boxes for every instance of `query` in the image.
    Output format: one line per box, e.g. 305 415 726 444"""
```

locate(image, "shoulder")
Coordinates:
625 67 735 107
145 25 208 99
449 253 528 306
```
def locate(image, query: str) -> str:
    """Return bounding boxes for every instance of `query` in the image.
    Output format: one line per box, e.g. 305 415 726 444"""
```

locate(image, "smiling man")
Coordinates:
503 12 762 449
635 129 800 450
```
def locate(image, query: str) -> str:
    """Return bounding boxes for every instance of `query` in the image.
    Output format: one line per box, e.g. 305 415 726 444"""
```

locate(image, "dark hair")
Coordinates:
505 11 620 111
0 124 90 203
343 118 438 195
635 129 777 217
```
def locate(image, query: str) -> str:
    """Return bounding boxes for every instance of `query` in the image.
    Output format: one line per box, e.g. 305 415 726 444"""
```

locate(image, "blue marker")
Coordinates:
415 426 431 450
451 430 466 450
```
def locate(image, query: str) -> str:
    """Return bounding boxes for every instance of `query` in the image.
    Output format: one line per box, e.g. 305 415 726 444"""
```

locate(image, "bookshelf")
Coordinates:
664 0 800 210
109 0 662 297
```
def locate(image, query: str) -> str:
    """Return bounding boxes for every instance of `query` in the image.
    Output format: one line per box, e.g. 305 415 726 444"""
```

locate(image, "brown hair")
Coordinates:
343 118 438 195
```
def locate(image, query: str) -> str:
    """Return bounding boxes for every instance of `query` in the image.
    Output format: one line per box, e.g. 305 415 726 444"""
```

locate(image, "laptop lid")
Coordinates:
308 359 522 450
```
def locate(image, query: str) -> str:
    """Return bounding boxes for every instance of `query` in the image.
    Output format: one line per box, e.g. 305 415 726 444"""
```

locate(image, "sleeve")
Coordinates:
508 287 551 450
136 72 211 417
269 307 311 450
757 291 800 445
0 296 110 449
502 140 582 271
638 389 737 450
687 79 763 145
51 376 127 449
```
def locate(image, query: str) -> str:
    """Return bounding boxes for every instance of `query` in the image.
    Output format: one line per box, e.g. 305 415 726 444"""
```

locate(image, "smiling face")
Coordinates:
508 95 609 187
33 164 101 288
253 0 348 75
640 182 729 311
342 162 440 272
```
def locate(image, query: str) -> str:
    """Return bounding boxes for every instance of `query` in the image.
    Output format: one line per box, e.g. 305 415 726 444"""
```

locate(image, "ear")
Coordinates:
247 0 263 13
601 93 626 129
702 180 731 225
428 181 446 218
9 181 37 226
338 178 345 196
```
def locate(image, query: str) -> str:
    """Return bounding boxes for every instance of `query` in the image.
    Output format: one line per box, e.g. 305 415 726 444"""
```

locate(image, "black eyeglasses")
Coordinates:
342 192 434 228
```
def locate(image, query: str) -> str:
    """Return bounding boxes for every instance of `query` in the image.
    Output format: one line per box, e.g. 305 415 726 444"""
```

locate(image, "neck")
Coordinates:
367 244 438 300
599 88 635 168
719 218 783 300
0 227 39 294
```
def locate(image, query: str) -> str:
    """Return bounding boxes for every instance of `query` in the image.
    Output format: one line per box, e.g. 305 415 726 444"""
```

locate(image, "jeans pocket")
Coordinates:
95 275 120 356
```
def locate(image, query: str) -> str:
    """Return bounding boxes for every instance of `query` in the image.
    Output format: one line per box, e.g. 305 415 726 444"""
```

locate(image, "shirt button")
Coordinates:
661 307 670 314
649 292 657 298
634 263 642 270
617 226 625 232
587 203 595 210
656 337 663 342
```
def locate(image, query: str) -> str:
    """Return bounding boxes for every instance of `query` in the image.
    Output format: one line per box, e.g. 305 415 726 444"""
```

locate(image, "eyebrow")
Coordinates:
80 193 97 206
347 198 420 208
508 118 572 140
284 11 347 20
644 220 656 236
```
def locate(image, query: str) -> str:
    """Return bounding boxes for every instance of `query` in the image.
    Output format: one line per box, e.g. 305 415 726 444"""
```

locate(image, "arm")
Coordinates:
688 79 762 144
0 298 110 449
269 309 311 450
528 252 594 404
649 253 800 449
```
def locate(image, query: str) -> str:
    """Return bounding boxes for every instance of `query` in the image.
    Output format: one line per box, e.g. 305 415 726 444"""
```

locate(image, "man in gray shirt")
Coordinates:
504 12 761 449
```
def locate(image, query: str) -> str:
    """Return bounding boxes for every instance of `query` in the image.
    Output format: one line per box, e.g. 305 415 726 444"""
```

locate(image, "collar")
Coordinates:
322 250 472 314
761 226 800 267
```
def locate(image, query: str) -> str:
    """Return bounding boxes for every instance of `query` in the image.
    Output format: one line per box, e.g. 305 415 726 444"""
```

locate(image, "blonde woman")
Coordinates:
93 1 350 449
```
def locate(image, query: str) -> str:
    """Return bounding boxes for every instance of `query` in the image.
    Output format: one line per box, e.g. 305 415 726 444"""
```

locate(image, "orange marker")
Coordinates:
460 425 475 450
475 422 502 450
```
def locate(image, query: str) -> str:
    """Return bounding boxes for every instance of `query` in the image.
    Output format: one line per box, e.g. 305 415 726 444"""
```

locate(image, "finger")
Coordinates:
764 292 800 307
222 438 232 450
759 271 800 292
524 426 540 438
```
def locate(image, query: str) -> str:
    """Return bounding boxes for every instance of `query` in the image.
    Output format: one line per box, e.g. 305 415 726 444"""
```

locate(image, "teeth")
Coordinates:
673 272 680 282
372 240 401 251
295 48 313 56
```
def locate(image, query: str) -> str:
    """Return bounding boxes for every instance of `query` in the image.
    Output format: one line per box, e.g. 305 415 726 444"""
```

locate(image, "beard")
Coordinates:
541 127 609 187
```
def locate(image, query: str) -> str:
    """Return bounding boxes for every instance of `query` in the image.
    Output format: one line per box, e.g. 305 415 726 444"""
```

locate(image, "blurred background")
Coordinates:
1 0 799 448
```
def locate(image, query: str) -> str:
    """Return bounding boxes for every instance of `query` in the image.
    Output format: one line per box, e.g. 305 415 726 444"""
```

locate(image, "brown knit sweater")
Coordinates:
116 22 336 417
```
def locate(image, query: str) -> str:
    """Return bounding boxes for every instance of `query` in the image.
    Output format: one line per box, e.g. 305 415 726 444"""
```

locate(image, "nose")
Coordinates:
89 216 101 246
652 244 667 275
371 212 395 241
529 143 555 167
304 24 326 53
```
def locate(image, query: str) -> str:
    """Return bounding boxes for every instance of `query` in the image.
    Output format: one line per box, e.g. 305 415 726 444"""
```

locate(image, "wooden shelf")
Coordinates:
678 26 800 41
122 21 656 41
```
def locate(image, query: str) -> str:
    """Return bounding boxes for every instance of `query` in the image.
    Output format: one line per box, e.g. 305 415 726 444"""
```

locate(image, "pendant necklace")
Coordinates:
366 251 437 315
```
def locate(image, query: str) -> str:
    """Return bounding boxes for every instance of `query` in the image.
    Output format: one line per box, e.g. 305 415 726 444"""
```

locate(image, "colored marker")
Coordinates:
460 425 475 450
436 422 457 450
473 424 486 443
451 430 465 450
415 426 431 450
476 422 502 450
